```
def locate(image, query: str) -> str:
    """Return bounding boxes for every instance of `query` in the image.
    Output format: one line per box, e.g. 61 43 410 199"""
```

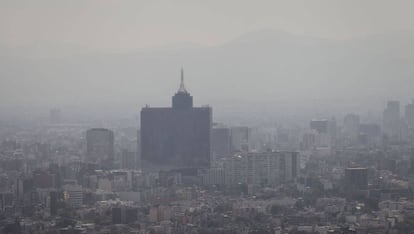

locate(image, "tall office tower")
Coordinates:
343 114 360 144
383 101 401 140
211 127 232 160
49 108 62 124
141 69 212 170
231 126 249 152
405 100 414 129
86 128 115 168
344 168 368 190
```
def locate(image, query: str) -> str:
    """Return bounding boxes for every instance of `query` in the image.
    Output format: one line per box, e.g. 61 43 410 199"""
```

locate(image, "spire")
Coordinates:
178 67 188 93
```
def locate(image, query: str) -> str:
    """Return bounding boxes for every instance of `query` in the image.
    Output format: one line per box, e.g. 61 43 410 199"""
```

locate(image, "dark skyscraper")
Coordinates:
86 128 115 168
141 69 212 169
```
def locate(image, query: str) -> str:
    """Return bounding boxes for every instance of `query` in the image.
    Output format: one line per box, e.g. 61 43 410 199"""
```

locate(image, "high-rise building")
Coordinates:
121 150 137 170
231 126 249 152
86 128 114 168
405 100 414 129
137 129 141 170
343 114 360 138
383 101 401 140
211 127 232 159
141 69 212 170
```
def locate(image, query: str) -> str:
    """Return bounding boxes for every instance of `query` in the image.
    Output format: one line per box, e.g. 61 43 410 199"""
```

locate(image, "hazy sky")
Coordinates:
1 0 414 51
1 0 414 120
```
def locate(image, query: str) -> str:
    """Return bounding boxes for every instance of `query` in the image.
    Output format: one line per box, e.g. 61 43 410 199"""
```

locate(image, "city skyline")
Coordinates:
2 1 414 233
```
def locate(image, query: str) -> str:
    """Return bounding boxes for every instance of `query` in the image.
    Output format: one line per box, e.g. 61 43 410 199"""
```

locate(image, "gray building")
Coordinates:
405 100 414 129
211 127 232 159
231 126 249 152
141 69 212 170
345 168 368 190
383 101 401 141
86 128 115 168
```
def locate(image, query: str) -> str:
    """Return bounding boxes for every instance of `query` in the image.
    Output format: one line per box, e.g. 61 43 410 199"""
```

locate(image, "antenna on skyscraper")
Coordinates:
178 67 187 93
181 67 184 82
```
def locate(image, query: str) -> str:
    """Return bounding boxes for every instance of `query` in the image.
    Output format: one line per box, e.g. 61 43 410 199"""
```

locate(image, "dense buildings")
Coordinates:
3 77 414 234
141 70 212 170
2 98 414 234
86 128 115 168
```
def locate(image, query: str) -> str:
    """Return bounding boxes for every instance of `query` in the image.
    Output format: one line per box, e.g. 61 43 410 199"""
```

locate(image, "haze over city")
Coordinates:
1 0 414 121
1 1 414 233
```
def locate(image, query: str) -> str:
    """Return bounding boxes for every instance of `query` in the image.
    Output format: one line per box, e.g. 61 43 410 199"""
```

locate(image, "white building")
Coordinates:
223 151 299 186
